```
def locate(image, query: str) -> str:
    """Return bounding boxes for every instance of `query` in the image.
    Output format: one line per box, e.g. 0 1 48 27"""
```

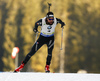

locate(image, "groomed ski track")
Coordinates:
0 72 100 81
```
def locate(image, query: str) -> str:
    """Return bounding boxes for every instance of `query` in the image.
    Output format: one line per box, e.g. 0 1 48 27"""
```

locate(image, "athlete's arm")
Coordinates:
33 19 42 33
56 18 65 28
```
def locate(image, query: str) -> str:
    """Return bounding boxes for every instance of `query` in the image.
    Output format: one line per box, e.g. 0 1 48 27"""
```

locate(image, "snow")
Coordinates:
0 72 100 81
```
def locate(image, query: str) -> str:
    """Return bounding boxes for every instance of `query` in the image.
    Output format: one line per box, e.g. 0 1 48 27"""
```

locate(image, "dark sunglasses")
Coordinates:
49 19 54 20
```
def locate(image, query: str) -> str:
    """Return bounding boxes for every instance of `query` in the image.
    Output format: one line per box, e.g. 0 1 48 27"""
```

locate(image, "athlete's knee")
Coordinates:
48 53 52 57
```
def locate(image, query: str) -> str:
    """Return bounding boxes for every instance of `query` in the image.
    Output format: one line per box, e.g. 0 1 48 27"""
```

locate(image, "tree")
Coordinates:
65 0 100 73
2 0 19 71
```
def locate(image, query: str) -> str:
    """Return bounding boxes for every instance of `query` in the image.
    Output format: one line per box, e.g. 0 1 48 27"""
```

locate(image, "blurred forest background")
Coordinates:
0 0 100 73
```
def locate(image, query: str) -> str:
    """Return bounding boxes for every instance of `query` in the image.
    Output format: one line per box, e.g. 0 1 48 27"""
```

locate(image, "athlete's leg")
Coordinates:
45 36 54 72
46 39 54 65
23 35 46 64
14 35 45 72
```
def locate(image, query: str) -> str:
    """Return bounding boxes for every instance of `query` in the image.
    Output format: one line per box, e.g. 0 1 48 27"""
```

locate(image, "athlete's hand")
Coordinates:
61 22 65 28
33 28 38 33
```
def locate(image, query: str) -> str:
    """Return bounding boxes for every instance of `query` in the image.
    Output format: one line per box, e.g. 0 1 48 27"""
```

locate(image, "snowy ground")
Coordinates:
0 72 100 81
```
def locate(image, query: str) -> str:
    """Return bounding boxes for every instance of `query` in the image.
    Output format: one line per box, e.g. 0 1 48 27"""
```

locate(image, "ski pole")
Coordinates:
60 28 63 50
35 32 38 51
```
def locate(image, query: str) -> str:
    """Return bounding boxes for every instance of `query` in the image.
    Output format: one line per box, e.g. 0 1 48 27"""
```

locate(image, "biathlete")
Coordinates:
14 12 65 73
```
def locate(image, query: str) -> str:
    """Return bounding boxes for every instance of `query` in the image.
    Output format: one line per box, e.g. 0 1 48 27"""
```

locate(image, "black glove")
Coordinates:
61 22 65 28
33 28 38 33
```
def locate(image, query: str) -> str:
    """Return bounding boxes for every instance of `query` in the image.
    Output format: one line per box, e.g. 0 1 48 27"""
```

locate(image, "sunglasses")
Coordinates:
49 19 54 20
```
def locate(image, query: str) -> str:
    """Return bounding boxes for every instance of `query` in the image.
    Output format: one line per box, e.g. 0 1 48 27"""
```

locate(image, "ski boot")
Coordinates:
14 62 25 72
45 65 50 73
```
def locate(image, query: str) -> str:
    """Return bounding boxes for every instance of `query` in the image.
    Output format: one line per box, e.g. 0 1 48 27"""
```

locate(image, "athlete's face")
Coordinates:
47 17 54 25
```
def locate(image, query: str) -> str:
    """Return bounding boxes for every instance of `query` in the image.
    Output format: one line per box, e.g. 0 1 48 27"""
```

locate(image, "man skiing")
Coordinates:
14 12 65 73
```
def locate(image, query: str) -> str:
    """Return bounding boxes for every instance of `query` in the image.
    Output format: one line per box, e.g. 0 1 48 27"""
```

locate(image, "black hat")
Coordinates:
46 12 54 18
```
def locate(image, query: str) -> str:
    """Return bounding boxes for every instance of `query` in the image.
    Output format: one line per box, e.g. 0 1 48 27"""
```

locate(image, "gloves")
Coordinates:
61 22 65 28
33 28 38 33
